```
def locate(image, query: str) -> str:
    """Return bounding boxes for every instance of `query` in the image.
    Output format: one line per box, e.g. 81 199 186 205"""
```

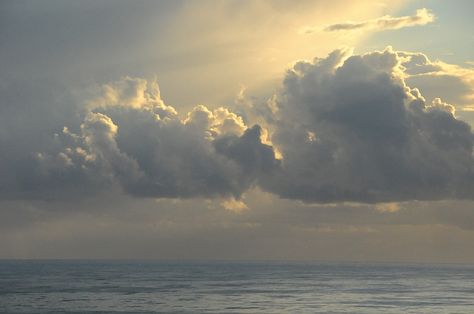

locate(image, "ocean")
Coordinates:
0 260 473 313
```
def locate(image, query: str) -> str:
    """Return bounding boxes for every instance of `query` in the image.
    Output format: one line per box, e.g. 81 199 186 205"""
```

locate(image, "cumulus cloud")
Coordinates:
5 77 278 201
317 8 434 32
1 48 474 205
397 51 474 111
261 47 474 203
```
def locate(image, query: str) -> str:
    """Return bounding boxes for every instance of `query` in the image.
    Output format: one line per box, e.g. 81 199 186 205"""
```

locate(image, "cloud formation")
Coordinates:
321 8 434 32
397 51 474 111
1 48 473 204
262 47 474 203
11 77 277 201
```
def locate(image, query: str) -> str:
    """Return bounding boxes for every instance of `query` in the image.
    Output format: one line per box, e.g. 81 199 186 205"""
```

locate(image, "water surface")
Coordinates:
1 260 473 313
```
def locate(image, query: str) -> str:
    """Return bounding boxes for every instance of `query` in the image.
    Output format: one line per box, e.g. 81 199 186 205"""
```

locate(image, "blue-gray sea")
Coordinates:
1 260 473 313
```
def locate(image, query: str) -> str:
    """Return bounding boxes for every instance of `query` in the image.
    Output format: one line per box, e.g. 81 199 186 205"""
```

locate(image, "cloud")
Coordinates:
1 48 474 205
221 198 249 213
317 8 434 33
375 202 401 213
261 47 474 203
1 77 278 201
397 51 474 111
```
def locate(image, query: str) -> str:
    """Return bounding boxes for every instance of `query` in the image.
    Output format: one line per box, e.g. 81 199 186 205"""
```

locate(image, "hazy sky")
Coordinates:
1 0 474 262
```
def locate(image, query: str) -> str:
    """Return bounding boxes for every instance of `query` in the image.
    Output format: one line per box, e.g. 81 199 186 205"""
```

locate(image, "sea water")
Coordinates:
1 260 473 313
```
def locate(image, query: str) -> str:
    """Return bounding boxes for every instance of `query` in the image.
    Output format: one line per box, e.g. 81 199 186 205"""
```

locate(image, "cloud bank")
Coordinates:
321 8 434 32
1 48 473 204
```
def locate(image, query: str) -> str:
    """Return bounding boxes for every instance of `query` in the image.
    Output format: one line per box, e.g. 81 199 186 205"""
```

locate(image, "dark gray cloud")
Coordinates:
262 48 474 203
0 48 473 204
0 79 91 201
0 77 277 201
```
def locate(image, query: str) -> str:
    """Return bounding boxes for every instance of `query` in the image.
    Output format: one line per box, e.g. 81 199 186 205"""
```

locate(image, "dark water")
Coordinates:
1 260 473 313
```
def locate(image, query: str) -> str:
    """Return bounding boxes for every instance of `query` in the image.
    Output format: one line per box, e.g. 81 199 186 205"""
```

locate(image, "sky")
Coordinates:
1 0 474 263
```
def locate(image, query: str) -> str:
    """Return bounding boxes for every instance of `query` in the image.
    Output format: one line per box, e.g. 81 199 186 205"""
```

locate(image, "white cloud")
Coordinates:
320 8 435 32
398 51 474 111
